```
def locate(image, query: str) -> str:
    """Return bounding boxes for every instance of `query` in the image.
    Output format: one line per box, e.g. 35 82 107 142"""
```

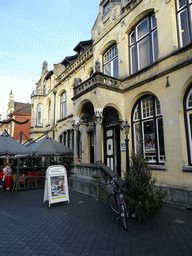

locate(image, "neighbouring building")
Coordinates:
5 90 31 143
30 0 192 208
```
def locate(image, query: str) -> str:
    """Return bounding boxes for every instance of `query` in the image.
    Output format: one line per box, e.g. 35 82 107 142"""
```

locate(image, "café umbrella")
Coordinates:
26 135 73 156
0 133 32 155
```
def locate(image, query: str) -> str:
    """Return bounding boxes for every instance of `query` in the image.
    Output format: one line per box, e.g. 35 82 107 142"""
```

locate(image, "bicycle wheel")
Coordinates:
108 194 120 214
120 204 128 231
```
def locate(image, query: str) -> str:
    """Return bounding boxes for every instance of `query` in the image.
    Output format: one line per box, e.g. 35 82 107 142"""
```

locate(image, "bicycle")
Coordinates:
107 175 128 231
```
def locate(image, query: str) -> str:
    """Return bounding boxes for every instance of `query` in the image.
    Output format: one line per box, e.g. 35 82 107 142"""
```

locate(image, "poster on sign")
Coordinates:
43 165 69 207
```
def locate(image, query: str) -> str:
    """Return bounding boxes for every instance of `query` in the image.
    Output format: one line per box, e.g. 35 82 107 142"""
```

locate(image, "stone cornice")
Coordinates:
55 46 93 87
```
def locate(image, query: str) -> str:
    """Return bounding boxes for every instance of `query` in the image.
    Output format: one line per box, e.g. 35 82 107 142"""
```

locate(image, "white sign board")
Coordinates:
43 165 69 207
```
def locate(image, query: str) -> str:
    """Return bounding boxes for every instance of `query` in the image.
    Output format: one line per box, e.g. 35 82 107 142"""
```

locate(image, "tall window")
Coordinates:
184 85 192 165
129 14 158 74
103 45 119 78
60 91 67 119
132 95 165 164
37 104 43 126
48 101 51 125
176 0 192 47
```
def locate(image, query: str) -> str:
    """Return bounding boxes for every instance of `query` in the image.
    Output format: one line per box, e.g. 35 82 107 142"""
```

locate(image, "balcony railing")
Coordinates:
73 73 121 98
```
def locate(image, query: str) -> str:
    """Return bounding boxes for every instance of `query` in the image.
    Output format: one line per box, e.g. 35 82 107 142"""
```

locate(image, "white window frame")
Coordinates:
37 104 43 126
185 87 192 164
103 45 119 78
176 0 192 47
60 91 67 119
132 95 165 164
129 14 158 74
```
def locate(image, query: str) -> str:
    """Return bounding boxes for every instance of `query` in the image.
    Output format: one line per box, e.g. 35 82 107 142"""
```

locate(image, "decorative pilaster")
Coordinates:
73 124 79 165
72 118 80 165
94 108 103 163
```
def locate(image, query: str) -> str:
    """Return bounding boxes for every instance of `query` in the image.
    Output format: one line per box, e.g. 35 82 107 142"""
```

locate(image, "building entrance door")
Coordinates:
104 125 121 176
104 108 121 176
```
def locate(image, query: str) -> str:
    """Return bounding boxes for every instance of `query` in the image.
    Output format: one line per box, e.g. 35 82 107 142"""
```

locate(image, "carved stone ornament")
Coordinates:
42 61 48 74
94 108 103 124
74 78 82 87
95 60 101 72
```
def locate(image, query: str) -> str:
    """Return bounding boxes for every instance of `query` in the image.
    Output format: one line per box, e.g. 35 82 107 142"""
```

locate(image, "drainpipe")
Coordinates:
53 91 57 139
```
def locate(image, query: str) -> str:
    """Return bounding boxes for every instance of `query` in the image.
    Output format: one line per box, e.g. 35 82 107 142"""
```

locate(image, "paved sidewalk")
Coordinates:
0 189 192 256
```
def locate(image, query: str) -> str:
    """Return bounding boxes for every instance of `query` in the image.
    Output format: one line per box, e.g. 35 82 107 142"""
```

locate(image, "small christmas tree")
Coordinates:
124 145 167 222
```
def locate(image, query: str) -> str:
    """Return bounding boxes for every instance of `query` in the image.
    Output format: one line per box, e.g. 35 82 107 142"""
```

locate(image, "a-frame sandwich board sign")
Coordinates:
43 165 69 207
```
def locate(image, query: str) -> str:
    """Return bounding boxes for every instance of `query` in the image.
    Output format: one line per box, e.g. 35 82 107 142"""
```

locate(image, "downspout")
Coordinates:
53 91 57 139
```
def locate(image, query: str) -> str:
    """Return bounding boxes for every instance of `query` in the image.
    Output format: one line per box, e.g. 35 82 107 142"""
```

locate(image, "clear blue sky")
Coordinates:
0 0 100 119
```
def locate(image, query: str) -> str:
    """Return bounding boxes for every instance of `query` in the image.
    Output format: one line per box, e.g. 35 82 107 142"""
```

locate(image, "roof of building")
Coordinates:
73 39 92 53
61 55 78 66
44 70 54 80
13 102 31 115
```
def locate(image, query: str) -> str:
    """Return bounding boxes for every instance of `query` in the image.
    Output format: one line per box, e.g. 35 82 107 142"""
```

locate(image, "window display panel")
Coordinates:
143 120 156 162
51 176 66 199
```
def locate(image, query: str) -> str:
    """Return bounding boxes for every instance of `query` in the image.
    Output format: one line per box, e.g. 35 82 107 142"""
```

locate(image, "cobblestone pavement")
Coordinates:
0 189 192 256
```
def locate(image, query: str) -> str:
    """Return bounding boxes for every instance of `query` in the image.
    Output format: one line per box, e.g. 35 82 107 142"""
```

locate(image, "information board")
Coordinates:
43 165 69 207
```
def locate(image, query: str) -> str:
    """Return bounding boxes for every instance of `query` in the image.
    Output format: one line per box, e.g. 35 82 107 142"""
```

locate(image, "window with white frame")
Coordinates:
132 95 165 164
176 0 192 47
129 14 159 74
184 85 192 165
37 104 43 126
103 45 119 78
48 101 51 125
60 91 67 119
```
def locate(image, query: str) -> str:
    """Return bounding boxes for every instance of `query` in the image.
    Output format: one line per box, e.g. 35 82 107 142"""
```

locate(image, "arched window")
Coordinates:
60 91 67 119
132 95 165 164
129 14 158 74
37 104 43 126
184 85 192 165
105 109 119 127
48 101 51 125
176 0 192 48
103 45 119 78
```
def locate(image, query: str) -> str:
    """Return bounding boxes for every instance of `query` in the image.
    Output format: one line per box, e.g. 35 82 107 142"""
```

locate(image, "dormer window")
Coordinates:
103 1 110 15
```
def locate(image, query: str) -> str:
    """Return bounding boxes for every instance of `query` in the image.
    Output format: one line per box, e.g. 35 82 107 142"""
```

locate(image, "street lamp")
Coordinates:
124 120 130 173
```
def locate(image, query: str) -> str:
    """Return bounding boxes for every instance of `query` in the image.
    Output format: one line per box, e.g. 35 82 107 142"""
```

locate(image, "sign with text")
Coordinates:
43 165 69 207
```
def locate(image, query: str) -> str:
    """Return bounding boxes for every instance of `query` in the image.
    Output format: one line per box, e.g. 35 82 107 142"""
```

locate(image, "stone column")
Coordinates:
94 108 103 163
73 123 79 165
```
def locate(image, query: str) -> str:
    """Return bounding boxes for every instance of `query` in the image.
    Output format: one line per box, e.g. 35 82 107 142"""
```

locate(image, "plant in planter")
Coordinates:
124 146 167 222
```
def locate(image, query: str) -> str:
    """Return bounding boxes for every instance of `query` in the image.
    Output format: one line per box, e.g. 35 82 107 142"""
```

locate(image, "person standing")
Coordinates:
3 164 12 190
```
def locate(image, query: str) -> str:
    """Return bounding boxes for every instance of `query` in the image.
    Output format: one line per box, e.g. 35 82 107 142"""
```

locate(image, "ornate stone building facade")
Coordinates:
31 0 192 208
